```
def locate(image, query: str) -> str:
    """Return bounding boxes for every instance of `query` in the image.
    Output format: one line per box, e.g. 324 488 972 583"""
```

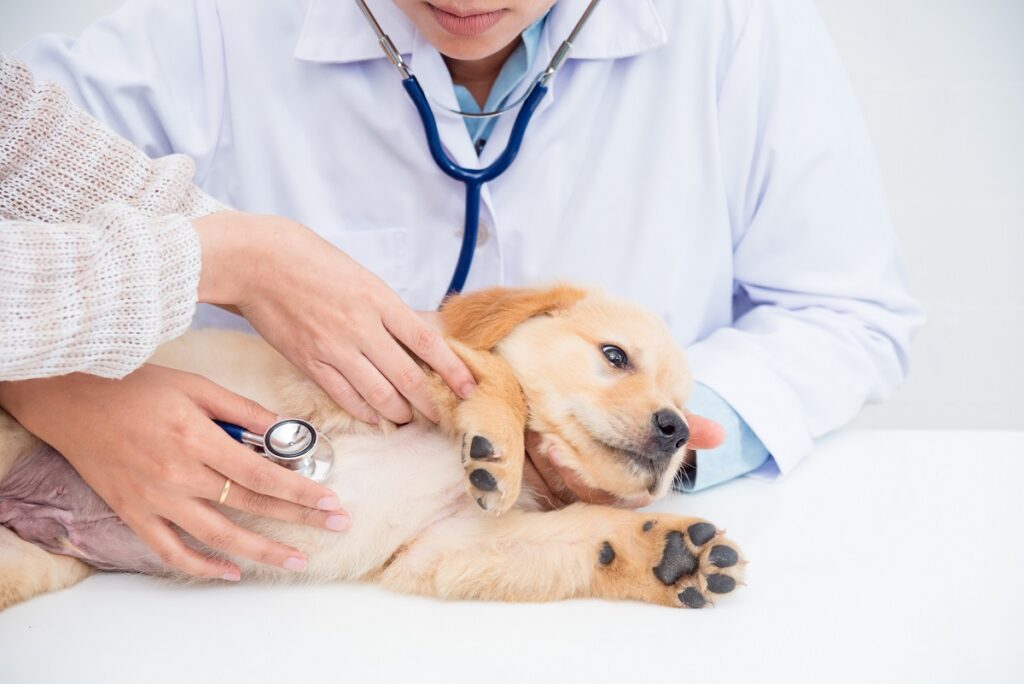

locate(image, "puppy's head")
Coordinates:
442 285 692 501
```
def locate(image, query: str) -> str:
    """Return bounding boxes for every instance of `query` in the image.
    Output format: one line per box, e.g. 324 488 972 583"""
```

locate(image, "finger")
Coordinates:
416 310 444 330
364 330 441 422
310 361 379 425
335 349 413 424
173 502 308 572
188 375 277 434
128 512 240 580
684 413 726 450
386 307 476 400
524 435 577 507
201 423 343 512
208 467 351 532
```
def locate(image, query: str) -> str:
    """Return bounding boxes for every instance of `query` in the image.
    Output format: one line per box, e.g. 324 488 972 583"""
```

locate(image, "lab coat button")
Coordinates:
455 222 490 248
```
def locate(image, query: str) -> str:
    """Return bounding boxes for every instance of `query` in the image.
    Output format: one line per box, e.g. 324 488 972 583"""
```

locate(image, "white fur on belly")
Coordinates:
229 423 472 583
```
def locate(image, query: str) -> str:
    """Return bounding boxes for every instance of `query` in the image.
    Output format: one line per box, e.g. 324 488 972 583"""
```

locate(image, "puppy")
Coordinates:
0 285 744 610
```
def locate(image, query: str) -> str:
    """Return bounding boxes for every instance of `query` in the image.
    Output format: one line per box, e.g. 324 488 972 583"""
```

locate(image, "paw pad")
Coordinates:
469 469 497 492
652 531 698 585
708 545 738 568
706 574 736 594
469 436 495 460
687 522 716 546
678 587 707 609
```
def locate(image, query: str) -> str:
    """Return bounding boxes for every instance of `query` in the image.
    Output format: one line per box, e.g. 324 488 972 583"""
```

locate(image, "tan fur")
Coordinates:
0 285 744 611
440 284 587 350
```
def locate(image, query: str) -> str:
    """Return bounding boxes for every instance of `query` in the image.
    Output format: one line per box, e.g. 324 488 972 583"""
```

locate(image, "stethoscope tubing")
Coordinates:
354 0 602 298
401 75 550 296
214 419 315 460
214 419 263 449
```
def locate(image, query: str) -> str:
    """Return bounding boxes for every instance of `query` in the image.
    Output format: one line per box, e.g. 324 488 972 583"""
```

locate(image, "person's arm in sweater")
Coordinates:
0 56 220 381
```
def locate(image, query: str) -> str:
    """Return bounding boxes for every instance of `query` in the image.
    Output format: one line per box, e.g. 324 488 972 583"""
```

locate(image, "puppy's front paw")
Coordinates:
461 432 523 516
597 515 745 608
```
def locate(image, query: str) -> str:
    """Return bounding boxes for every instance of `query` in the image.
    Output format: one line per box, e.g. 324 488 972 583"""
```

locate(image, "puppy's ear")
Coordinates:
441 285 587 350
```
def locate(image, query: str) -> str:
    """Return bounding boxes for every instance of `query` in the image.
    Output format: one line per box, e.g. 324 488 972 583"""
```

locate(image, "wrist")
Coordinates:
193 211 250 306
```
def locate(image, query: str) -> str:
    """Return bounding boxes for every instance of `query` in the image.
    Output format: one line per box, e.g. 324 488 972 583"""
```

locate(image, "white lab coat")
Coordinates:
15 0 923 473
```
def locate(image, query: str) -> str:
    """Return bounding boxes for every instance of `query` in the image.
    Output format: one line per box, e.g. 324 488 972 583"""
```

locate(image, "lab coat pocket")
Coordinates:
331 228 410 293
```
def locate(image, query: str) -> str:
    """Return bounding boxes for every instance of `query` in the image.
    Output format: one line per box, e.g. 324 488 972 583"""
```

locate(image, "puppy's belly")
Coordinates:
0 424 472 583
0 444 163 573
232 423 473 582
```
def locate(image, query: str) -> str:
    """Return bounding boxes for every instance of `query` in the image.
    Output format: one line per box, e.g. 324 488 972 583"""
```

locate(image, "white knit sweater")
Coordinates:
0 56 220 381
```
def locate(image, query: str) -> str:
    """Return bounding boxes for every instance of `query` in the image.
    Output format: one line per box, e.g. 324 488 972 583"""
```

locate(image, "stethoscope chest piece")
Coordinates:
216 418 335 483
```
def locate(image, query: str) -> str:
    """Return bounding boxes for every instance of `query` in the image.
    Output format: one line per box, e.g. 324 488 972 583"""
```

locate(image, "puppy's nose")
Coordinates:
651 409 689 454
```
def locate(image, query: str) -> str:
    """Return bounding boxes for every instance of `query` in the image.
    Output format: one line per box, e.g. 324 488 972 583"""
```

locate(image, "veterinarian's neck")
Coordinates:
444 38 520 108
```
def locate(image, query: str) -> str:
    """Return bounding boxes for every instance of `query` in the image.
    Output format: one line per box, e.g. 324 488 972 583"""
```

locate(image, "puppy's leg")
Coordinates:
0 411 92 611
0 526 92 611
380 505 745 608
430 346 528 516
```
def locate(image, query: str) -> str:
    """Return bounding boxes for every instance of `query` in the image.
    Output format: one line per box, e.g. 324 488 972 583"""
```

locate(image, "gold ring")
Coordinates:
218 478 232 505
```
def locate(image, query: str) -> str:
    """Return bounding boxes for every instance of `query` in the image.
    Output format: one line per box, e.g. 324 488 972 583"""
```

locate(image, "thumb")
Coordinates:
189 376 277 434
685 413 726 450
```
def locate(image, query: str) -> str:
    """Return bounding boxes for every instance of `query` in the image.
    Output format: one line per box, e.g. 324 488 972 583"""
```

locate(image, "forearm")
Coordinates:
0 208 201 381
0 56 241 380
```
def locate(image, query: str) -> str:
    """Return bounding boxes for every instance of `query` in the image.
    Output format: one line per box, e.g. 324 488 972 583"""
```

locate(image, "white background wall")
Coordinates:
1 1 1022 429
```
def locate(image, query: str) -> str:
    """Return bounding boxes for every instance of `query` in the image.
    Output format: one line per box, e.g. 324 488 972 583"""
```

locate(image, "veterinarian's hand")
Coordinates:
523 413 726 509
0 365 348 580
193 212 477 425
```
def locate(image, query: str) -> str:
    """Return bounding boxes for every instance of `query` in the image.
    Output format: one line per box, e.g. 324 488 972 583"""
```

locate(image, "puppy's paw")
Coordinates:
461 432 523 516
596 515 745 608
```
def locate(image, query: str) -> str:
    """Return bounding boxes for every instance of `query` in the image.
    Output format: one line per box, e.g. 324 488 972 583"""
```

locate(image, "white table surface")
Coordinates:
1 430 1022 684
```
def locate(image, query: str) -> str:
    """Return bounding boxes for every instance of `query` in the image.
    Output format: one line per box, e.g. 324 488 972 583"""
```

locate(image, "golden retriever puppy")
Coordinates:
0 285 744 610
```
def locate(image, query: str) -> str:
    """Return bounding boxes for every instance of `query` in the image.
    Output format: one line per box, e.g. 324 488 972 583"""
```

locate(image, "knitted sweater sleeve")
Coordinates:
0 56 223 381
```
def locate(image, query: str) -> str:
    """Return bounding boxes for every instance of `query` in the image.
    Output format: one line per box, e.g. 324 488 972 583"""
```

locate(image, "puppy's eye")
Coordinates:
601 344 629 369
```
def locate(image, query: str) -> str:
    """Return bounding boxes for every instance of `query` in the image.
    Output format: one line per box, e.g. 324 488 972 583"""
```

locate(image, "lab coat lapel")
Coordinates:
479 0 668 166
406 32 483 172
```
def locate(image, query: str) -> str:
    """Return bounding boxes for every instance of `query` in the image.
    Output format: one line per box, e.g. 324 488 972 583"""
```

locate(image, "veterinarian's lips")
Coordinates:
427 4 507 36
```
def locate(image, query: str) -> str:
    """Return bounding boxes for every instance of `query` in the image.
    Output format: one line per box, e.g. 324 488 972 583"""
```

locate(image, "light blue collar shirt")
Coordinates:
452 14 549 154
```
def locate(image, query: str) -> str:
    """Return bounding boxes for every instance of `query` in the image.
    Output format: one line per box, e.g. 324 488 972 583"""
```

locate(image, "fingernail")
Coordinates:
317 496 340 511
283 556 306 572
459 382 477 399
548 447 564 467
325 513 351 532
221 570 240 582
366 413 380 425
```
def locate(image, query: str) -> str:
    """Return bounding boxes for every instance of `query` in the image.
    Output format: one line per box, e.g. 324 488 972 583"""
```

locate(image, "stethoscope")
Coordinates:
354 0 603 296
208 5 602 482
215 419 335 483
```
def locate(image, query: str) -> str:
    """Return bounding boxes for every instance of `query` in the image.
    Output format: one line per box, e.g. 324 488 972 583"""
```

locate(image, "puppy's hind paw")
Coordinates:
461 433 522 516
597 515 746 609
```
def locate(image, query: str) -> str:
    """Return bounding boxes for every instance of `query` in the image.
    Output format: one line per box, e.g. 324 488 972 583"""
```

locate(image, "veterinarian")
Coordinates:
0 0 921 579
